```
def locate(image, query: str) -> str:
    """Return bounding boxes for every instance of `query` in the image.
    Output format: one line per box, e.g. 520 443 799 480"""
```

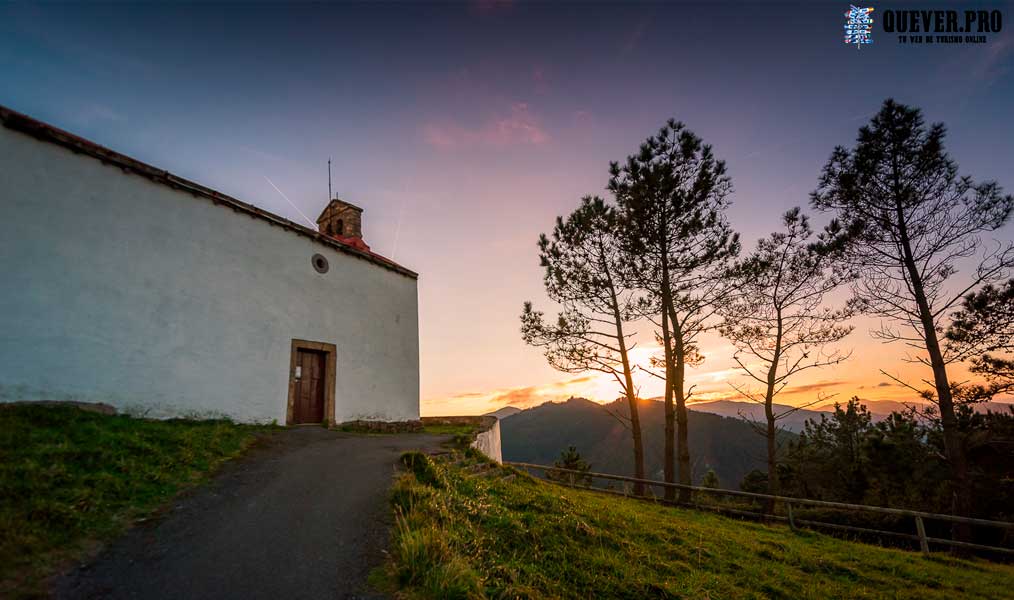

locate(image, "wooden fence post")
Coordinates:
787 502 797 531
915 516 930 555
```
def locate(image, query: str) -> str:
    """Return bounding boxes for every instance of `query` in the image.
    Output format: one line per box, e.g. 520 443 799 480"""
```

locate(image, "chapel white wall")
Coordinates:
0 125 420 423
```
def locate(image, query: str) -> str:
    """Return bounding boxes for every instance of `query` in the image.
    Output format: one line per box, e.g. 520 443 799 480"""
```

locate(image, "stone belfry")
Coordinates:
316 198 363 240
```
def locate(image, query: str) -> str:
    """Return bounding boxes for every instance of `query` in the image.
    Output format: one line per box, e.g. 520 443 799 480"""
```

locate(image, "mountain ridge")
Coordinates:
500 397 794 488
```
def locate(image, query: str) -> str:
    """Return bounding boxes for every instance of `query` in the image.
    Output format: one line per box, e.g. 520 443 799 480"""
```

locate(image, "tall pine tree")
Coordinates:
611 120 739 502
719 207 853 507
811 99 1014 537
521 197 646 494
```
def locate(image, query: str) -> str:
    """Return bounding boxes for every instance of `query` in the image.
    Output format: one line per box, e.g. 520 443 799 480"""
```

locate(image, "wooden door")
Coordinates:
293 350 326 424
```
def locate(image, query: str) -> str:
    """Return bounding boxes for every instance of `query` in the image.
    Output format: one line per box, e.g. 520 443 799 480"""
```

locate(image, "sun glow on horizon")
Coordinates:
422 329 1014 417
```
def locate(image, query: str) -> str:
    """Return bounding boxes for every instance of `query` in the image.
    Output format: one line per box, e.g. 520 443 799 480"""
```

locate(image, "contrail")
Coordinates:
391 197 406 261
264 176 317 230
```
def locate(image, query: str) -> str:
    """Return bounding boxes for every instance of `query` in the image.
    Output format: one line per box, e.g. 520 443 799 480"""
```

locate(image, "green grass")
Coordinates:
421 423 480 436
380 452 1014 600
0 404 275 598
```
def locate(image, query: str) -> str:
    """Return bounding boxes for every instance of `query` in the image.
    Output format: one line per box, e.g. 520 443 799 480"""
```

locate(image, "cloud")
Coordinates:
779 380 848 396
486 386 549 408
484 375 596 408
426 374 597 415
422 103 550 149
687 391 742 405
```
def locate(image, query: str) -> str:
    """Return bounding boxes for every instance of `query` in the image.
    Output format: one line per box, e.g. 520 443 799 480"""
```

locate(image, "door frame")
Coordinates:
286 339 337 426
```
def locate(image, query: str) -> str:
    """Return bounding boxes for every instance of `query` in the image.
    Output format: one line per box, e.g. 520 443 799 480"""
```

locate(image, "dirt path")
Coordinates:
53 427 449 599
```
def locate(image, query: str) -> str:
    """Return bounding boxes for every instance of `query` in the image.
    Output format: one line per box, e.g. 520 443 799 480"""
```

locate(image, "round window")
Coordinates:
311 253 329 274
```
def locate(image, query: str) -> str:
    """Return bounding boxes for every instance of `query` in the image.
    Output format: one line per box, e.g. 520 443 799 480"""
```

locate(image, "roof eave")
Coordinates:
0 105 418 280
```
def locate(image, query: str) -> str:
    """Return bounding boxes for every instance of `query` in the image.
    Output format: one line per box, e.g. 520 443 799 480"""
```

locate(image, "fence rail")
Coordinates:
506 461 1014 556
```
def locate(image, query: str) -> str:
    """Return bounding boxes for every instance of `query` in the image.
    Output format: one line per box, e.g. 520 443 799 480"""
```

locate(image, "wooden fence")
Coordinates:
506 461 1014 557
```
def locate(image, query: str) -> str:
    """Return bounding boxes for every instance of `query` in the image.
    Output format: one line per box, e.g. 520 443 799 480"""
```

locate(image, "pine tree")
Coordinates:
611 119 740 502
521 197 646 494
548 446 593 486
700 468 720 489
947 279 1014 394
811 99 1014 537
719 207 854 508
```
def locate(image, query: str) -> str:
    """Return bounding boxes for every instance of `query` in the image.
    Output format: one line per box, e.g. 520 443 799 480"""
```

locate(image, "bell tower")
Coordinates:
316 198 363 240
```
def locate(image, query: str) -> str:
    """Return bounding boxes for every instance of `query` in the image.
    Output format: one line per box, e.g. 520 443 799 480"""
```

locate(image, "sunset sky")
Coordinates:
2 2 1012 415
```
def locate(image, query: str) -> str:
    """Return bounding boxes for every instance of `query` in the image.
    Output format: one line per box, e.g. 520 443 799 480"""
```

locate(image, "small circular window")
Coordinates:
311 253 329 274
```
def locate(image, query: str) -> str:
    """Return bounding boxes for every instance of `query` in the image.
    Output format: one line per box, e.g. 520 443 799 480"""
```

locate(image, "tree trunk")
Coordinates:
765 410 778 513
660 301 676 502
895 202 971 543
919 312 971 541
600 239 645 497
764 310 783 513
625 386 646 497
672 328 692 504
610 286 645 496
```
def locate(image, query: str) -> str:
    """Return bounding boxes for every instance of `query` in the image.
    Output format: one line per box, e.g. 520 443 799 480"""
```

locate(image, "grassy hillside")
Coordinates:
381 451 1014 600
0 404 273 598
501 397 794 488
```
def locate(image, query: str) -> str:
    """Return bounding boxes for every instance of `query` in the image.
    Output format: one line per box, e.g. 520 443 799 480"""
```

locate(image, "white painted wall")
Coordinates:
472 418 503 464
0 125 419 423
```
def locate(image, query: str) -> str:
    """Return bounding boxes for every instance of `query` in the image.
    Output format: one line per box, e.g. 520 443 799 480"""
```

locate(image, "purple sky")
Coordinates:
2 2 1012 414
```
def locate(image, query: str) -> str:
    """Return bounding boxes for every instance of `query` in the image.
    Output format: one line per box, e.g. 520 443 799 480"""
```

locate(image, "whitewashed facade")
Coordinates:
0 106 420 424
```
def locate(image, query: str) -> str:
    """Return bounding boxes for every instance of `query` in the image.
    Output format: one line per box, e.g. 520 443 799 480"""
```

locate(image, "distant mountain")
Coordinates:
485 406 522 420
689 398 1014 432
814 399 1014 417
500 397 794 489
686 400 827 433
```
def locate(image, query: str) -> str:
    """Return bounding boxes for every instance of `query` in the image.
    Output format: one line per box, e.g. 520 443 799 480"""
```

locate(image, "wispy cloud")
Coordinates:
424 374 596 415
779 380 848 397
422 103 549 149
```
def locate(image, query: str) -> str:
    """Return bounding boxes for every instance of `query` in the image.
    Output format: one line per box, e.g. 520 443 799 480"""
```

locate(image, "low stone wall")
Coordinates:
1 400 117 415
421 415 503 464
337 419 423 433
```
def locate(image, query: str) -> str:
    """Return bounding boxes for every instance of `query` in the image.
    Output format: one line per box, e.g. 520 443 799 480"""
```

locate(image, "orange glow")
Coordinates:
422 317 1013 416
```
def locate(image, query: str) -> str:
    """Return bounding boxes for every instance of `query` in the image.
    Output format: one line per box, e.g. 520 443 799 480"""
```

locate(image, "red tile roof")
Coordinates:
0 105 417 279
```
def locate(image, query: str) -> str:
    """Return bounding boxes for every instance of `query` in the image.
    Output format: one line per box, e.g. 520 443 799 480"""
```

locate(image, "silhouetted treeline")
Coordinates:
521 99 1014 543
742 399 1014 518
